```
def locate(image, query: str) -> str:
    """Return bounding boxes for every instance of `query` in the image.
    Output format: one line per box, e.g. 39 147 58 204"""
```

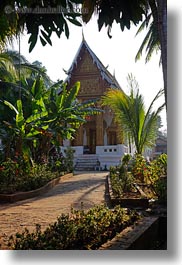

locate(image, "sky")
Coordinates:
11 13 166 130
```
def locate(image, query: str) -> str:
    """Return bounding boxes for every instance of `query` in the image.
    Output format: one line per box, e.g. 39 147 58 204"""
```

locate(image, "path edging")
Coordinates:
99 216 159 250
107 174 149 208
0 173 73 203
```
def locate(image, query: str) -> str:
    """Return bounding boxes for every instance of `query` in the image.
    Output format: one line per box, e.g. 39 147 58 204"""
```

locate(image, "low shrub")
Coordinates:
0 160 59 194
121 154 131 169
63 147 74 173
131 154 148 183
110 165 134 197
110 154 167 203
153 177 167 204
48 150 66 173
16 164 60 192
8 205 141 250
146 154 167 203
48 147 74 173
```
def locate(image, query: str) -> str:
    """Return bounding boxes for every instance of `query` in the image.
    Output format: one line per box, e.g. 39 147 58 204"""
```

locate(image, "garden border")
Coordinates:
99 216 159 250
104 175 166 249
107 174 149 208
0 173 73 203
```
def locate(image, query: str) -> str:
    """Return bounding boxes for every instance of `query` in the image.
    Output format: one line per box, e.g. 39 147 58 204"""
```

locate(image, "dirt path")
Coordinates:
0 172 108 249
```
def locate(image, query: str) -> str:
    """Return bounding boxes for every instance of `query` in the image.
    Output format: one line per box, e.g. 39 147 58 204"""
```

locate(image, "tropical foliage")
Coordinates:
109 153 167 203
109 166 134 197
0 50 100 192
0 1 167 108
0 0 147 51
131 154 149 183
0 81 99 162
0 49 100 161
0 1 83 52
83 0 167 108
101 74 165 154
0 158 60 194
0 50 52 85
135 12 160 64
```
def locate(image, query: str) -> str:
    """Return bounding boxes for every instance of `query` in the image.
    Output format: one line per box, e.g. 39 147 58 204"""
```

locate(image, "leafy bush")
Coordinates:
63 147 74 173
0 146 73 194
131 154 148 183
149 154 167 180
0 158 29 193
17 164 59 192
154 177 167 204
121 154 131 167
158 154 167 174
145 154 167 203
48 150 66 173
110 165 134 197
110 154 167 203
0 160 59 194
8 205 141 250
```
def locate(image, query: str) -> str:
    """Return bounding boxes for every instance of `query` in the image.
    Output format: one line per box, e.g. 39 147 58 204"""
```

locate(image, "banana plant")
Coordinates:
1 98 48 162
1 80 101 162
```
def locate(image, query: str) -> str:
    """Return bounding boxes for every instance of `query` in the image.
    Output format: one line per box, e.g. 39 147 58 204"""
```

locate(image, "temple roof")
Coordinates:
65 39 122 89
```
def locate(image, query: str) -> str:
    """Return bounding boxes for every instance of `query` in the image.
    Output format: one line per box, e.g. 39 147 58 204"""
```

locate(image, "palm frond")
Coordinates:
135 12 160 64
135 29 152 62
135 13 152 36
139 90 165 152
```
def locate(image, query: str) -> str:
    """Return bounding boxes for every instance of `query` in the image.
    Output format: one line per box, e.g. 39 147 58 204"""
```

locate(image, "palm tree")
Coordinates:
101 75 165 154
0 50 52 86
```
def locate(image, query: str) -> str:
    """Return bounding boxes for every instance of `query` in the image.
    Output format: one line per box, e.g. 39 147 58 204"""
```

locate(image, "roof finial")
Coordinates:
113 69 115 78
82 28 85 41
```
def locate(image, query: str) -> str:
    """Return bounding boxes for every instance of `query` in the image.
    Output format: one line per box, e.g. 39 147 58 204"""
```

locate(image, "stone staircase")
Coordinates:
74 155 100 171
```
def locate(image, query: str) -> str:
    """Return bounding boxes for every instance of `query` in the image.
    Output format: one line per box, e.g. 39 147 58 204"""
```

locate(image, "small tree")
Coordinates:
102 74 165 155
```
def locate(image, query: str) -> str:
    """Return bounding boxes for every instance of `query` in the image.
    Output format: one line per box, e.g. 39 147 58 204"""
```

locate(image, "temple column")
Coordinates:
83 127 87 146
96 113 104 146
116 125 123 144
76 125 83 146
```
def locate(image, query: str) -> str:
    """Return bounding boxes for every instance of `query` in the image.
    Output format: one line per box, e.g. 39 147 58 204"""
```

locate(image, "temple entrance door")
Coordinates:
89 129 96 154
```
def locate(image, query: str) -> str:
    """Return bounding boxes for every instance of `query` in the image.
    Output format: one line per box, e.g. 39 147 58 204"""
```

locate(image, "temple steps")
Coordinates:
74 155 100 171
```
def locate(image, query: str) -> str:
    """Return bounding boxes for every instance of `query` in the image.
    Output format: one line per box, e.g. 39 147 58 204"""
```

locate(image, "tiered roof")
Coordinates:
65 39 122 89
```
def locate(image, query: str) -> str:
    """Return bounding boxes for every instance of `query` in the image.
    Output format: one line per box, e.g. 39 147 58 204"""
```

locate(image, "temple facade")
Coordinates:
61 39 128 169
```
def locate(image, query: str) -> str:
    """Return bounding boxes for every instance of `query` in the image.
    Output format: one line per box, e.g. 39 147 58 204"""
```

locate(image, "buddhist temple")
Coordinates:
61 38 128 170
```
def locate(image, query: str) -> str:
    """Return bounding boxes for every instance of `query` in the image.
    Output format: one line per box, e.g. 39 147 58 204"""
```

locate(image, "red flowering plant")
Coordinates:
146 154 167 203
130 154 167 203
0 154 60 194
0 158 19 193
145 154 167 185
0 165 4 171
0 151 31 193
131 154 149 183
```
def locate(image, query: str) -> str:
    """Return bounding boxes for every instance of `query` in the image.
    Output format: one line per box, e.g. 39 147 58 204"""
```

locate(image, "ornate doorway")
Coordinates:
83 121 96 154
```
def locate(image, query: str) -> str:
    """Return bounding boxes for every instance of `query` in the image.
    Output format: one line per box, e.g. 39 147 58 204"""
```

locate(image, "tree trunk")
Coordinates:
157 0 167 110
